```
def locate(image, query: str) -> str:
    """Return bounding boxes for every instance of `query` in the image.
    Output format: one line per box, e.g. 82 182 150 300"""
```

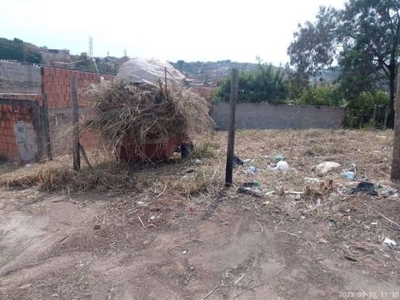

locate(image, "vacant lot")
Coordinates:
0 129 399 300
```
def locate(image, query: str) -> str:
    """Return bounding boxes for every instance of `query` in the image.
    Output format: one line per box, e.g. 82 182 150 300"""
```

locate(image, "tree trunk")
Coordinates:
390 66 400 181
387 65 396 129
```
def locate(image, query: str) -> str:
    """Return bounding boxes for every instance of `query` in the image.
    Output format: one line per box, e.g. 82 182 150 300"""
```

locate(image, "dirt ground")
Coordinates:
1 129 400 300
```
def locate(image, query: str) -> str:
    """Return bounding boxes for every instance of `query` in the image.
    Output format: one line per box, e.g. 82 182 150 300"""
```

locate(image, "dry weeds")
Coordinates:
0 129 396 206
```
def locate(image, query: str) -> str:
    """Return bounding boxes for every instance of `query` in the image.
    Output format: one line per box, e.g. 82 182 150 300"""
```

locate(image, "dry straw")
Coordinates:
81 81 214 159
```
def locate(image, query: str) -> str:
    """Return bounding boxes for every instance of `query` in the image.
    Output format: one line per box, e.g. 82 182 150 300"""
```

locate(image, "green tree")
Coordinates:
287 0 400 127
345 90 389 128
213 60 288 104
296 84 342 106
0 38 42 63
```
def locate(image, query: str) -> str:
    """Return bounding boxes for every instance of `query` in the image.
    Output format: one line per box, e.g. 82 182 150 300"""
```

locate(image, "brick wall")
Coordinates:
211 102 346 130
0 98 40 161
0 63 115 161
40 67 114 156
41 67 114 108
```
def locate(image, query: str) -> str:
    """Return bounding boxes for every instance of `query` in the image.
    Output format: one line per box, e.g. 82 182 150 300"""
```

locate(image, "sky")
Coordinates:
1 0 345 66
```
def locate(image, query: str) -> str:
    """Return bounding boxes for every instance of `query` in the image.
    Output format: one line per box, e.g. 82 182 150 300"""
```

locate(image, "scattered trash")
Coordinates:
25 164 32 168
312 161 341 175
383 237 397 250
233 154 244 166
265 190 275 196
242 181 261 187
274 160 289 171
341 171 356 180
262 201 270 205
375 184 397 198
316 198 321 205
242 159 252 164
349 181 378 196
245 166 258 175
304 177 320 183
273 155 285 161
194 159 201 164
237 183 262 197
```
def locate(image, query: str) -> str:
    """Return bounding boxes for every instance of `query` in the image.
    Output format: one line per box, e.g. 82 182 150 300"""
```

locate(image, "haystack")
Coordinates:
82 58 213 161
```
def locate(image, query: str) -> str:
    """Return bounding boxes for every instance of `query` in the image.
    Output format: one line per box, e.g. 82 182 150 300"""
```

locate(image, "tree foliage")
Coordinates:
296 84 342 107
213 61 288 104
287 0 400 127
0 38 42 64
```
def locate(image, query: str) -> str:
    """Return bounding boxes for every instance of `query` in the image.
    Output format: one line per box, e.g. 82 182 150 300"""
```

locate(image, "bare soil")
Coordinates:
1 129 400 300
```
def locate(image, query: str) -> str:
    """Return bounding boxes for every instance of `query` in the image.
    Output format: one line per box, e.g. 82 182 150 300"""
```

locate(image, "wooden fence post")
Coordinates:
225 68 238 187
71 78 80 171
391 66 400 180
43 94 52 160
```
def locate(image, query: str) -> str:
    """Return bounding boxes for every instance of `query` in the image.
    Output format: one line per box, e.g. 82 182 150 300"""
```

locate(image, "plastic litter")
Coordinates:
383 237 397 249
312 161 341 175
242 181 261 187
233 154 244 166
237 183 262 197
274 160 289 171
273 155 285 162
304 177 320 183
246 166 258 175
114 57 186 87
341 171 356 180
349 181 378 196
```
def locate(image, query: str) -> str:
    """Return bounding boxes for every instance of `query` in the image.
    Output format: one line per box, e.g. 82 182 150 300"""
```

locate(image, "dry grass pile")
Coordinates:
0 138 224 198
0 152 133 193
82 81 213 157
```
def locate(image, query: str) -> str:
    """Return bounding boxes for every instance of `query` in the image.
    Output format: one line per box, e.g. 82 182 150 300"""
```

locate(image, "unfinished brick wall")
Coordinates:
0 63 115 161
40 67 114 156
0 98 41 161
41 67 114 108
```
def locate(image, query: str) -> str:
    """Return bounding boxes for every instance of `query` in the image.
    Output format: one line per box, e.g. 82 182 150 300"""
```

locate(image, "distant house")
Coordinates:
39 48 71 66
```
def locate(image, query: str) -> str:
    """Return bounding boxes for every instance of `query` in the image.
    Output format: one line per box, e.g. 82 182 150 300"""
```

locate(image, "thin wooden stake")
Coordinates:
364 203 400 228
225 68 238 187
138 216 146 229
200 285 218 300
71 77 80 171
79 144 92 169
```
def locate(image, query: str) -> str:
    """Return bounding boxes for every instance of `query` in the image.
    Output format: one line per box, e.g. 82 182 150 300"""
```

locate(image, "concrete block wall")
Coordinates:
211 102 346 130
0 61 41 94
